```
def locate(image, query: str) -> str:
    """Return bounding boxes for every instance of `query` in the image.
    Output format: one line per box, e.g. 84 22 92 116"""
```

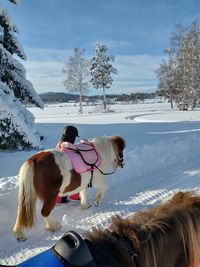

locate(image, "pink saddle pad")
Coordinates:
56 140 101 173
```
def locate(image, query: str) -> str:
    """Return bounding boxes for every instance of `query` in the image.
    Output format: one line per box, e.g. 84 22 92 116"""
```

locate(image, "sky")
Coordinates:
1 102 200 263
1 0 200 95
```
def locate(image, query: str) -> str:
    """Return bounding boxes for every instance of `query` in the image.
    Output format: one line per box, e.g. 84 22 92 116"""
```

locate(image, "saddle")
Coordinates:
56 140 101 174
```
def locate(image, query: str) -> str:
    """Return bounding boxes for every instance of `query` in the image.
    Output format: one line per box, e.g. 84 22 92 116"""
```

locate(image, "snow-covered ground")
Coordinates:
1 101 200 265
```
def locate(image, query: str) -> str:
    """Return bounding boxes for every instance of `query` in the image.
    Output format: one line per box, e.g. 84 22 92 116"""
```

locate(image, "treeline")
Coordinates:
39 92 156 104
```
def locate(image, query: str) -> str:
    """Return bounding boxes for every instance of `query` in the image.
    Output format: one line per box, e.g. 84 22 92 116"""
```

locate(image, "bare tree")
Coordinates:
63 48 90 113
90 43 117 111
156 21 200 109
177 21 200 109
155 59 178 109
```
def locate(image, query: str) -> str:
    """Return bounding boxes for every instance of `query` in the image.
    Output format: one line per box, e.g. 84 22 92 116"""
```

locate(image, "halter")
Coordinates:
105 230 142 267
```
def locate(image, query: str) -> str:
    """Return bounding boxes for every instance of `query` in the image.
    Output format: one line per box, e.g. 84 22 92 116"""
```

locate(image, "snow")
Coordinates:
0 82 41 149
1 102 200 264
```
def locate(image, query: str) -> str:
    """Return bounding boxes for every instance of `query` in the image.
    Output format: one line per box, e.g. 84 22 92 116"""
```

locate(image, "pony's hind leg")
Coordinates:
43 215 61 232
41 200 61 232
13 217 27 242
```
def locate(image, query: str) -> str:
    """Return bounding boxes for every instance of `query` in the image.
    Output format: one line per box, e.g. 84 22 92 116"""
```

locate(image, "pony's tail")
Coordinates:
14 160 37 230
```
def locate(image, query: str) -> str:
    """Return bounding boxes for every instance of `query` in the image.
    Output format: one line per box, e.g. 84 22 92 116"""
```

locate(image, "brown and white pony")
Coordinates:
85 191 200 267
13 135 125 241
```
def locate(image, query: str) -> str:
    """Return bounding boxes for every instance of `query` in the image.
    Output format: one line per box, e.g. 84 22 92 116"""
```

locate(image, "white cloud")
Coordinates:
22 48 166 95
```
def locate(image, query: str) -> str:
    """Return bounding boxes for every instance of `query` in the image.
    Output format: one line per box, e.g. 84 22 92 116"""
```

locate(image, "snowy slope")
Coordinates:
1 102 200 265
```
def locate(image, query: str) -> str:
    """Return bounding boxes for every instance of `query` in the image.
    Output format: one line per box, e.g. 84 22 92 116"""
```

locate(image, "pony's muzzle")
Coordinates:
120 162 125 168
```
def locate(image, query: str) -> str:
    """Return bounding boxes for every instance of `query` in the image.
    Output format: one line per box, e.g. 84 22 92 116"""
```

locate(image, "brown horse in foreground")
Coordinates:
84 191 200 267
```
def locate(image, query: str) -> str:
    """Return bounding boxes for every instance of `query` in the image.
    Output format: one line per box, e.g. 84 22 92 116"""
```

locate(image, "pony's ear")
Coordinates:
171 191 200 210
111 136 126 150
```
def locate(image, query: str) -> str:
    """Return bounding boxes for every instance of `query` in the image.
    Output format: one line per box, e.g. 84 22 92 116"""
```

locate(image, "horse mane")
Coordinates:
90 135 125 155
90 137 116 165
90 136 112 147
85 191 200 267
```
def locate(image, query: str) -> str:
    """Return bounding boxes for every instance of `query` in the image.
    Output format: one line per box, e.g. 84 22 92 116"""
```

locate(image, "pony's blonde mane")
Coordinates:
90 137 116 170
90 136 112 147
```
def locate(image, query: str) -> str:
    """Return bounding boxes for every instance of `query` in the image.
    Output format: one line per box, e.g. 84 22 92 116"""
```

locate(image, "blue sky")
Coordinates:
1 0 200 95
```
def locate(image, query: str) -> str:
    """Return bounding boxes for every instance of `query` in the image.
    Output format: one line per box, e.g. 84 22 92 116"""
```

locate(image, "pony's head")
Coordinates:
111 135 126 168
91 135 126 170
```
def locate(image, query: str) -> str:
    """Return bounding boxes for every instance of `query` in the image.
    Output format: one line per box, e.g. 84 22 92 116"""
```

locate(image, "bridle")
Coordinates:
87 151 124 188
104 230 141 267
116 153 125 168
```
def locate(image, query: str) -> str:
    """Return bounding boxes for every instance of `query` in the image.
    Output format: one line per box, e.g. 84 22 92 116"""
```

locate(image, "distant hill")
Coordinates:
39 92 157 103
39 92 80 103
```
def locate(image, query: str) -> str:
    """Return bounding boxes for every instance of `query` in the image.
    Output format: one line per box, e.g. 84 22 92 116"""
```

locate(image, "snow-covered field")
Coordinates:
1 101 200 265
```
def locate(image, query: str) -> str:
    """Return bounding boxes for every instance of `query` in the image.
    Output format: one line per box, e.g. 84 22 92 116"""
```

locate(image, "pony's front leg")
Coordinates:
80 189 91 209
94 183 106 207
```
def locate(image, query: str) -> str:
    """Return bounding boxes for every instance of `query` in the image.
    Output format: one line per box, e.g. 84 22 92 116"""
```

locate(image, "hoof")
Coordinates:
81 204 91 210
17 236 27 242
94 200 100 207
45 221 62 232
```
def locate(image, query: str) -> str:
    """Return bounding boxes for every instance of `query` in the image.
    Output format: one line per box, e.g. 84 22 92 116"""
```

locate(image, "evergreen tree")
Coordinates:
0 2 44 150
90 43 117 111
63 48 90 114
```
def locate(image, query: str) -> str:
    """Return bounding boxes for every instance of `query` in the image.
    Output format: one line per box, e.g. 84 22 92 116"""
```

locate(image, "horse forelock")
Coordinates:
111 136 126 151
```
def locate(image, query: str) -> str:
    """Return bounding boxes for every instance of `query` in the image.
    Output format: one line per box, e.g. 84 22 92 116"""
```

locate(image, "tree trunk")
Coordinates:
102 87 107 111
79 93 83 114
170 99 173 109
192 98 197 110
170 94 173 109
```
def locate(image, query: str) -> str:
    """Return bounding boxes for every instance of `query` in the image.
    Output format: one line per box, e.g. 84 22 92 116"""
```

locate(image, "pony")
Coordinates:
83 191 200 267
13 135 125 241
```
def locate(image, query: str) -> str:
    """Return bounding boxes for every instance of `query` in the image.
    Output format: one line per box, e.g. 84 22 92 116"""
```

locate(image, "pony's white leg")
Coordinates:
94 179 106 207
80 188 90 209
43 215 61 232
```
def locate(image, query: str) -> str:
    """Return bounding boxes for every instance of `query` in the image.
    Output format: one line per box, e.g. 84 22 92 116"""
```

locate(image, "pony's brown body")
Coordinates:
13 136 125 241
85 191 200 267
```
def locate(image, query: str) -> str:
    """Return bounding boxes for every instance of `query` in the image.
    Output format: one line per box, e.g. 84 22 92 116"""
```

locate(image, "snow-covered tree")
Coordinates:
90 43 117 111
155 24 184 108
63 48 90 114
155 59 178 109
0 2 44 150
177 21 200 109
156 21 200 109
